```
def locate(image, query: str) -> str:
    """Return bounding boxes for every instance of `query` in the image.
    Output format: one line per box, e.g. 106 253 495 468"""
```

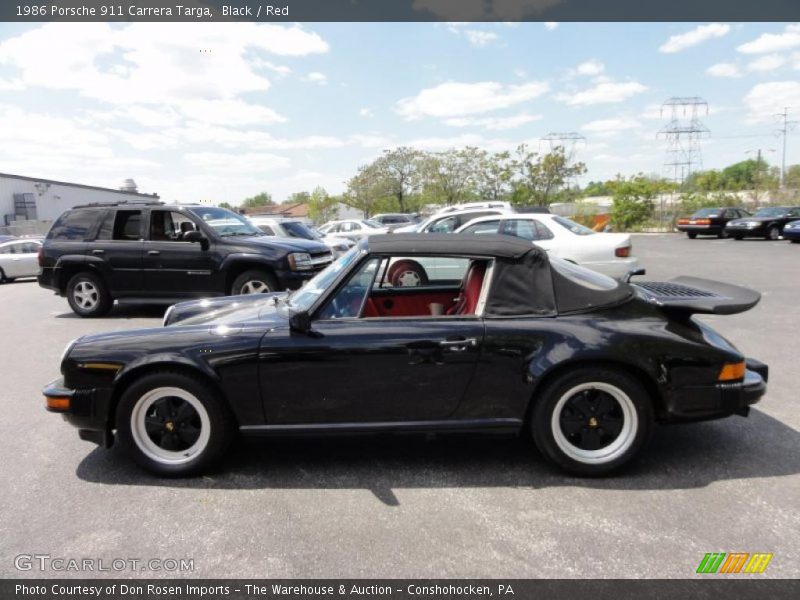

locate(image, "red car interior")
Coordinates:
362 260 487 318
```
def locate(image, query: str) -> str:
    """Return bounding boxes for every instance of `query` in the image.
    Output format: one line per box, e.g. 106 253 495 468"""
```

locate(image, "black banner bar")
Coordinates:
3 580 800 600
4 0 800 22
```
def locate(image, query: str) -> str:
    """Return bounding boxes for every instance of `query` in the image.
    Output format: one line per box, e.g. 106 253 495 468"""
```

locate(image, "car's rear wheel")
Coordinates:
532 367 653 476
388 260 429 287
766 226 780 241
687 232 697 239
231 269 278 295
733 235 744 240
116 371 234 476
66 272 111 317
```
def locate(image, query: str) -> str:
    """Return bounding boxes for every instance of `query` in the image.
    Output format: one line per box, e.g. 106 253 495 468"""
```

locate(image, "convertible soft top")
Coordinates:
366 233 544 259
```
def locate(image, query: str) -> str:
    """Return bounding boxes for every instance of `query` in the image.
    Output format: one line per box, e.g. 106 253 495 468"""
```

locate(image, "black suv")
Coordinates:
38 202 333 317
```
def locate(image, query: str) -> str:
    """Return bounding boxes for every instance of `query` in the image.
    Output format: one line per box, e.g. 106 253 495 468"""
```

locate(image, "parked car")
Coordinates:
44 234 767 477
317 219 389 241
0 237 42 282
782 220 800 243
248 216 355 257
456 213 639 279
676 207 750 239
724 206 800 240
393 203 514 234
372 213 420 231
38 202 332 317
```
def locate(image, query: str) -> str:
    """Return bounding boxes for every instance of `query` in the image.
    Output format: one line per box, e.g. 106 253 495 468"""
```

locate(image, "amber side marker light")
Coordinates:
719 362 746 381
45 396 70 411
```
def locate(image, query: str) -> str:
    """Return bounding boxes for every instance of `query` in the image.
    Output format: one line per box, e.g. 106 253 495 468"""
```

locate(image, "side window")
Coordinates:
461 220 501 235
95 210 115 240
258 225 276 236
0 245 9 254
350 222 362 231
317 258 380 320
22 242 40 253
48 209 98 241
150 210 196 241
428 216 458 233
534 220 554 240
788 208 800 218
503 219 539 241
113 210 143 241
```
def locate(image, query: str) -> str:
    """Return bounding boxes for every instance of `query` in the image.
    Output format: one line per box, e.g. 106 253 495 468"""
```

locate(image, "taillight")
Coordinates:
677 218 689 225
37 246 44 267
615 245 631 258
695 218 711 225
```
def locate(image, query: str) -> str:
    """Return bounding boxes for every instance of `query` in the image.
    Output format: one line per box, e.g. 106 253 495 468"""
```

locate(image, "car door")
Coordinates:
90 209 145 294
142 209 217 297
11 241 41 277
259 256 484 424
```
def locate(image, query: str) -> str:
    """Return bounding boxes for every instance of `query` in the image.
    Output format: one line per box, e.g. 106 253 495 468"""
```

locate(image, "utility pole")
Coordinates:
775 107 797 189
540 132 587 191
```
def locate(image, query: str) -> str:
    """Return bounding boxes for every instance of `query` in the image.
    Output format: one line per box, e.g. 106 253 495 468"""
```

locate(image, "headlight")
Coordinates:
60 338 79 364
288 252 313 270
745 221 759 227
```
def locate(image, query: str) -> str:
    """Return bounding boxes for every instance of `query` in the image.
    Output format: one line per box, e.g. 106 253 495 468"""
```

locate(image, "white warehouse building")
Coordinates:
0 172 159 236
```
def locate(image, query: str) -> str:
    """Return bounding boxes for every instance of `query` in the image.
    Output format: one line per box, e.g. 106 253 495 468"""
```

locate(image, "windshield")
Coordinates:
553 216 595 236
189 207 262 237
287 246 362 312
753 207 787 218
282 221 320 240
363 219 383 229
692 208 721 217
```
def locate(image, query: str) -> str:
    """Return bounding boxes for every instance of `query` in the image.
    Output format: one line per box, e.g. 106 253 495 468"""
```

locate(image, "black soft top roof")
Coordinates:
366 233 544 259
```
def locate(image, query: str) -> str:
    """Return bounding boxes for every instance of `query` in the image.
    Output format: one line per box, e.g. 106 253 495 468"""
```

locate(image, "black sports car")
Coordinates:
44 235 768 477
724 206 800 240
676 207 750 239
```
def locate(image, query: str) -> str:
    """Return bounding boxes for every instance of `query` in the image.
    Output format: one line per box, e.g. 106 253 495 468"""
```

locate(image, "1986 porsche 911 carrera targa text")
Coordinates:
43 234 768 476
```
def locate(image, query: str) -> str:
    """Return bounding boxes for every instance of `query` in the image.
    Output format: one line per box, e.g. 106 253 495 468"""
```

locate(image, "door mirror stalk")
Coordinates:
183 230 209 250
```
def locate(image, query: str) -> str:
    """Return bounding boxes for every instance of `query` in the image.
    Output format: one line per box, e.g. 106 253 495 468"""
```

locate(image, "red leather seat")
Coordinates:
447 262 486 316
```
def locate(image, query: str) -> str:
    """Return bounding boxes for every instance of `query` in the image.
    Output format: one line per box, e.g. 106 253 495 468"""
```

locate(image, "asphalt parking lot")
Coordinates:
0 234 798 579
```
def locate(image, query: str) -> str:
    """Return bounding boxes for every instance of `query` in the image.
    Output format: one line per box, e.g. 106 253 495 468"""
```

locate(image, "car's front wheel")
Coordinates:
766 225 780 241
116 371 234 476
687 232 697 239
66 272 111 317
231 269 278 295
531 367 653 476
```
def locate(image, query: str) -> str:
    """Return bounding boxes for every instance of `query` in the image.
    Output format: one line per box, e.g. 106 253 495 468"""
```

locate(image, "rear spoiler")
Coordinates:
632 276 761 316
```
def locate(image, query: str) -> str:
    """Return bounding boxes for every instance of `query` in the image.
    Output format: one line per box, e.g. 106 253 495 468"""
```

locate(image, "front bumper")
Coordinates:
43 378 113 447
782 228 800 240
724 224 767 238
664 358 768 421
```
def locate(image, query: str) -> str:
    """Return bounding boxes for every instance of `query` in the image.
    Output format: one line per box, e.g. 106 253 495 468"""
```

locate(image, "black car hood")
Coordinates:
165 293 290 327
234 235 328 253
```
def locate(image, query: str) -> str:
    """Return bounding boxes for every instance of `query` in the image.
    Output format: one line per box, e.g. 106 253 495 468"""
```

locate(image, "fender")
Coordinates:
53 255 108 289
114 351 220 385
220 252 284 272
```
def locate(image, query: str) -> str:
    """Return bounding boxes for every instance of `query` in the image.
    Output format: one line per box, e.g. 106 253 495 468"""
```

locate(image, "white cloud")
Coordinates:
582 117 641 135
184 152 291 173
559 81 647 106
302 72 328 85
463 30 498 47
706 62 742 78
544 22 559 31
574 59 605 77
743 81 800 123
746 54 788 72
359 108 374 118
659 23 731 53
396 80 550 119
737 24 800 54
443 113 542 130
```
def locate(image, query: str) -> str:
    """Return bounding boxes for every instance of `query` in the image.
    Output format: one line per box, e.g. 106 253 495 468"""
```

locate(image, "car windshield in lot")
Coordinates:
753 207 788 218
287 246 361 311
553 216 595 236
188 207 263 237
283 221 321 240
692 208 722 217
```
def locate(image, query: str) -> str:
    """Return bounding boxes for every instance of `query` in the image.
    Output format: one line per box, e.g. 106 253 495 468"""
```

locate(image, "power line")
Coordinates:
775 107 798 188
657 96 710 187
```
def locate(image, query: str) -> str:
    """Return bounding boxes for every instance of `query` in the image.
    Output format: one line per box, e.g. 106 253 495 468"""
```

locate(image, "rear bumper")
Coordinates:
37 268 61 293
664 358 768 421
43 378 113 447
677 225 723 235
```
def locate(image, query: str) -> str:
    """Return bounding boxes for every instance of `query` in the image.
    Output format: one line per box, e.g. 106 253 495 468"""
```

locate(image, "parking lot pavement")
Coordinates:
0 234 798 579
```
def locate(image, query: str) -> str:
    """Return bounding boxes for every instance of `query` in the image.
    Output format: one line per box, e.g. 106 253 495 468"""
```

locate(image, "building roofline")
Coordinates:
0 172 159 198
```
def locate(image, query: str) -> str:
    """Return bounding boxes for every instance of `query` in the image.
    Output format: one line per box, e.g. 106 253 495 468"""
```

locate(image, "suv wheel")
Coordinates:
532 367 653 476
231 269 278 295
66 272 111 317
116 371 234 476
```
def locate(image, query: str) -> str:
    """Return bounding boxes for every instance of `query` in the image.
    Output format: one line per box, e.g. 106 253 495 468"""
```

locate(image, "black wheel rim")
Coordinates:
143 396 202 451
559 388 624 451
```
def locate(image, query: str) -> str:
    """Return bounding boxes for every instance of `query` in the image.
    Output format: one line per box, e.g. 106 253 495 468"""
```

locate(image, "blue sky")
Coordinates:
0 21 798 204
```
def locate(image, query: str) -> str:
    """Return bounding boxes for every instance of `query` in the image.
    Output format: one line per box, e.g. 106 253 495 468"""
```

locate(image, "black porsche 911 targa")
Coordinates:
44 234 768 477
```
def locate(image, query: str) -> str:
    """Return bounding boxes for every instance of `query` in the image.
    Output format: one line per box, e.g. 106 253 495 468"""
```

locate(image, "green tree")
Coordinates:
285 191 311 205
476 150 515 201
343 164 387 218
307 186 338 224
784 164 800 189
218 201 234 210
240 191 274 209
420 147 481 206
609 175 672 231
511 145 587 206
373 147 424 213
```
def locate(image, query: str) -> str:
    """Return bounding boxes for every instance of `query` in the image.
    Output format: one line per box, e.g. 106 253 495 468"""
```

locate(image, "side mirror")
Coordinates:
184 230 209 250
289 310 312 334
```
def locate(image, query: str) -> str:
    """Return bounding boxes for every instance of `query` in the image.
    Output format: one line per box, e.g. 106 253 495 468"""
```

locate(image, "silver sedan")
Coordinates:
0 237 42 282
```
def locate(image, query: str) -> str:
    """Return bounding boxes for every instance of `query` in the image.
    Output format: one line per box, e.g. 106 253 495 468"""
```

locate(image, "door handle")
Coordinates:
92 249 104 255
148 250 160 256
438 338 478 352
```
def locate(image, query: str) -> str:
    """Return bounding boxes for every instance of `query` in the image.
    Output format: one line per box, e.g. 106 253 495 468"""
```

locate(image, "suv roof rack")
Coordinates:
73 200 165 209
